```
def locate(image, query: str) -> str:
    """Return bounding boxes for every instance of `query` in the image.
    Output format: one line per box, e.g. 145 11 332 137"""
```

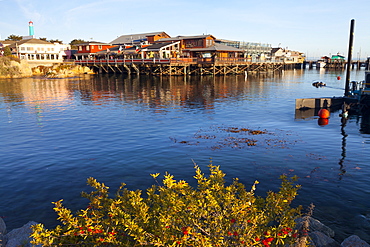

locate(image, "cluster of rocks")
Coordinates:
0 218 41 247
0 57 94 78
32 64 94 78
0 216 369 247
295 216 370 247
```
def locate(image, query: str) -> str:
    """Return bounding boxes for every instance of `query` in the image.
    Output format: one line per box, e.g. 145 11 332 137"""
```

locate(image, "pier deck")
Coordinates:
75 58 300 76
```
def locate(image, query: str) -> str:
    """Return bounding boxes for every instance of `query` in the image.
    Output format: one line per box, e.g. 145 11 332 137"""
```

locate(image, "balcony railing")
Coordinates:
73 57 288 65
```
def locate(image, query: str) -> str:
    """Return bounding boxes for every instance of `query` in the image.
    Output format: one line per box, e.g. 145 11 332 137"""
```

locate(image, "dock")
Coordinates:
75 58 301 76
295 97 345 110
303 60 369 70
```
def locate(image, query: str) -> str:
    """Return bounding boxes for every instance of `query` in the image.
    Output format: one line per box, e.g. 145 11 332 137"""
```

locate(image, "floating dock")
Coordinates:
295 97 345 110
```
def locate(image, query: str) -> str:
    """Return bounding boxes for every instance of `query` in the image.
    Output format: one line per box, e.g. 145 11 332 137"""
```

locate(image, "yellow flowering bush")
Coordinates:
31 164 302 246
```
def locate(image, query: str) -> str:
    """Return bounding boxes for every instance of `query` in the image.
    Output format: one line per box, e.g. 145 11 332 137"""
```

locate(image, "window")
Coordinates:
79 46 82 51
98 45 102 49
86 45 90 51
20 47 25 51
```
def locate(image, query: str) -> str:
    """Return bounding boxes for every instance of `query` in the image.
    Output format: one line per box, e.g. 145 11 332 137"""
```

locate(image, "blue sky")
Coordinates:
1 0 370 58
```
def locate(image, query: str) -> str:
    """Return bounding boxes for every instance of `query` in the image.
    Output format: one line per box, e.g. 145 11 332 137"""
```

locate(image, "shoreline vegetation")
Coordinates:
1 166 369 246
0 56 94 79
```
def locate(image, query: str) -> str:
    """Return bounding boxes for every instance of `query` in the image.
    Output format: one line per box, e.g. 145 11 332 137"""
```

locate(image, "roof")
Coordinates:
0 40 17 46
110 32 168 45
142 41 179 51
74 52 98 56
77 41 111 46
271 47 283 53
95 46 139 55
7 38 54 48
158 35 216 42
183 43 243 52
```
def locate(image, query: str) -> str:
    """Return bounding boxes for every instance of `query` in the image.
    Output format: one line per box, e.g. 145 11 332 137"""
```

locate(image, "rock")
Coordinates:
309 231 341 247
341 235 370 247
296 216 335 238
0 217 6 246
4 221 41 247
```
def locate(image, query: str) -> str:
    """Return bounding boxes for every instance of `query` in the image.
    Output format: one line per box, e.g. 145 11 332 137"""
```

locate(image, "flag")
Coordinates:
135 46 139 52
118 46 123 53
107 48 110 52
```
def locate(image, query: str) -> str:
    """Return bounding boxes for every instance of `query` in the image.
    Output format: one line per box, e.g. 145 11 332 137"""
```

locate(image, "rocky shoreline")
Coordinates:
0 57 94 79
1 216 369 247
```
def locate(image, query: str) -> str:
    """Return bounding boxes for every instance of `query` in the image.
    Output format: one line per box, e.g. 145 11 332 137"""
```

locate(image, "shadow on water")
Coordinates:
360 110 370 134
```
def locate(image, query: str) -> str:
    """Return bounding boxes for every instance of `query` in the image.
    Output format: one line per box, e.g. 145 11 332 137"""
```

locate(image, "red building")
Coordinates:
75 41 115 59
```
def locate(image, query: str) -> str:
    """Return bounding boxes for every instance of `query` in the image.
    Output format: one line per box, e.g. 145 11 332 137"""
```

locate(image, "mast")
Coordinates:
345 19 355 97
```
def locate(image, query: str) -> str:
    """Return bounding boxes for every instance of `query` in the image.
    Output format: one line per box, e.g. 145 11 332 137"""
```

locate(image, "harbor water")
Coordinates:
1 69 370 243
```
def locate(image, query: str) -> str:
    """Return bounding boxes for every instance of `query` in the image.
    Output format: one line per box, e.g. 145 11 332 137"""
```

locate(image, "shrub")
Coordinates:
31 164 302 246
0 56 21 76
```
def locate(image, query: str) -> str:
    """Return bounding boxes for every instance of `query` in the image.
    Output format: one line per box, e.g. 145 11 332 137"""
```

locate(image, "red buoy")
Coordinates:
337 76 341 80
318 118 329 126
318 109 330 118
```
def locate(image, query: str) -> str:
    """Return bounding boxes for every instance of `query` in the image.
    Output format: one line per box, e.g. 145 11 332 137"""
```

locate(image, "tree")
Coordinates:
6 35 22 41
70 39 86 49
70 39 86 45
49 39 63 44
39 38 63 44
3 46 12 56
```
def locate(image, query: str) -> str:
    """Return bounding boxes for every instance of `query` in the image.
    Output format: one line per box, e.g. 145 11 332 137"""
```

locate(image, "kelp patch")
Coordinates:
171 126 300 150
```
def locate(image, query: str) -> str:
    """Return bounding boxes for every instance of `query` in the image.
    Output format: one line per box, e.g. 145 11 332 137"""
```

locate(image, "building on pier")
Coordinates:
74 41 115 60
215 39 272 60
271 47 305 63
110 31 170 46
72 31 304 75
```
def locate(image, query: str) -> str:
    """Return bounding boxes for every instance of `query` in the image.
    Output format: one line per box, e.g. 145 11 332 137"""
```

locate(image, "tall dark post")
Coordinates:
345 19 355 96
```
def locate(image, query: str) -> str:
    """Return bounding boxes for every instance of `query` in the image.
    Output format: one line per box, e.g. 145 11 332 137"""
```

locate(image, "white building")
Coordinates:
6 38 70 66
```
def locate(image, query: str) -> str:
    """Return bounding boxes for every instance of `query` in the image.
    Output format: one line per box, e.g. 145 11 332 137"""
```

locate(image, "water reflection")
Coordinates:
338 117 348 179
1 74 282 113
360 111 370 134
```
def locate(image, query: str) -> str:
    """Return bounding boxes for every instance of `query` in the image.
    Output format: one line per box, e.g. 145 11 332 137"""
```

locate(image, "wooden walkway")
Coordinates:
304 60 369 69
75 58 300 76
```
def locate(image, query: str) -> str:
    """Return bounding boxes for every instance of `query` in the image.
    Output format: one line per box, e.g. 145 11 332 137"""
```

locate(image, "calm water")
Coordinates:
1 69 370 242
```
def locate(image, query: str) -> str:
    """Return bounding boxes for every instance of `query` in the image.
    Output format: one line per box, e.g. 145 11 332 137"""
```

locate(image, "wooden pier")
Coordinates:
75 58 301 76
303 60 368 70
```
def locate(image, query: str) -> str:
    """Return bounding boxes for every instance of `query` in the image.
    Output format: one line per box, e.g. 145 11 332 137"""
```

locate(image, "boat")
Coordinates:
347 71 370 108
312 81 326 87
316 60 326 68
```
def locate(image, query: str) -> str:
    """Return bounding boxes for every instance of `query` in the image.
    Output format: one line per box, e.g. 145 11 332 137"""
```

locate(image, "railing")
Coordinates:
74 57 287 65
76 58 171 65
